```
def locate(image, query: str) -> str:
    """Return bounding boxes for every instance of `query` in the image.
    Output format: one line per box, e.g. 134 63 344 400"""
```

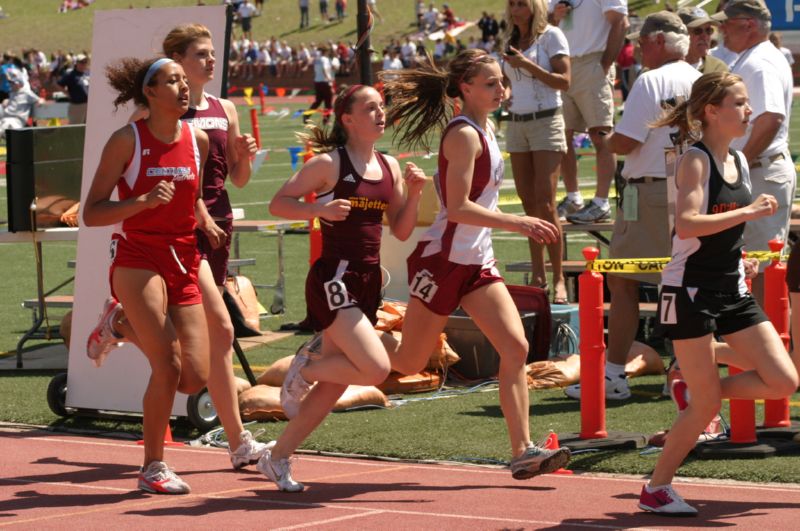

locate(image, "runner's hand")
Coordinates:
202 220 227 250
403 162 427 196
235 133 258 159
144 181 175 208
743 257 759 279
517 216 559 244
746 193 778 220
318 198 351 221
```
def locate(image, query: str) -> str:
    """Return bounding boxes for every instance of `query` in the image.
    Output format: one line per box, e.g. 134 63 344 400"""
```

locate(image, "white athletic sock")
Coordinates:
606 362 627 380
645 483 667 493
567 192 583 204
592 197 610 210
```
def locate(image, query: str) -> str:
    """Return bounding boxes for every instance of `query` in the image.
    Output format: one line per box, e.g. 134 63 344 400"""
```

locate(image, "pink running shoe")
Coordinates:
638 484 698 516
86 297 123 368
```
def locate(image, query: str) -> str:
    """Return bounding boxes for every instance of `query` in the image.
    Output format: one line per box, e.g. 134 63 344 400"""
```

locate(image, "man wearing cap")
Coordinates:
57 54 89 124
564 11 700 401
554 0 629 225
715 0 794 300
678 6 728 73
0 68 43 139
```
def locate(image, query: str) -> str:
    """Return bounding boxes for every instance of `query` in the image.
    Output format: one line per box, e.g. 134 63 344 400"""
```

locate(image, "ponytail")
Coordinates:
105 57 164 110
297 84 368 153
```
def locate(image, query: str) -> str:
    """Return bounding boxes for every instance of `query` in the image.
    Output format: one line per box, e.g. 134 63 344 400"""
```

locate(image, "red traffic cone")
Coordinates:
545 432 573 475
137 423 184 447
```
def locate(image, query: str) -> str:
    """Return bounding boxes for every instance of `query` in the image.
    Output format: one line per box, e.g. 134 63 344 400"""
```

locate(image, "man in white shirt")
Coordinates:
237 0 257 41
556 0 629 225
565 11 701 401
714 0 795 300
769 32 795 66
0 69 43 139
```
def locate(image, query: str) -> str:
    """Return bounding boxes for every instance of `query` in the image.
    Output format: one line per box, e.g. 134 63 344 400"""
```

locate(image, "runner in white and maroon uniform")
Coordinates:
382 48 571 481
258 84 427 492
83 57 218 495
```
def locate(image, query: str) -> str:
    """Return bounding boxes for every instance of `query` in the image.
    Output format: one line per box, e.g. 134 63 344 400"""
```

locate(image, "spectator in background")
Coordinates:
678 6 728 74
307 44 333 124
564 11 700 402
0 68 43 139
715 0 795 301
237 0 257 42
556 0 629 225
416 1 426 29
769 32 795 67
368 0 382 23
441 3 455 28
422 3 440 32
616 38 636 101
501 0 571 304
0 54 13 103
708 0 738 67
299 0 310 29
433 38 446 59
57 53 89 124
319 0 330 23
335 0 346 20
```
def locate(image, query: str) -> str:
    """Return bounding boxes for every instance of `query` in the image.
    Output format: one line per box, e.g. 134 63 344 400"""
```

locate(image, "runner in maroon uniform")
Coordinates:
83 57 220 494
257 84 427 491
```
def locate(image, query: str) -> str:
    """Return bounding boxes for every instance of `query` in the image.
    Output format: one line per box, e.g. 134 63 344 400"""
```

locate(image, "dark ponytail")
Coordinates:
105 57 164 110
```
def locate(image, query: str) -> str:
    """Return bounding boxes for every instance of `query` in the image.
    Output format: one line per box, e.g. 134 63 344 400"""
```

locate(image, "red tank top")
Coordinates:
117 119 200 238
181 95 231 219
317 147 394 264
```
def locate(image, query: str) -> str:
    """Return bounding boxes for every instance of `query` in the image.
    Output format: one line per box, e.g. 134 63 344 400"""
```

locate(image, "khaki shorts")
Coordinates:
505 112 567 153
563 52 615 132
608 179 670 284
743 157 796 271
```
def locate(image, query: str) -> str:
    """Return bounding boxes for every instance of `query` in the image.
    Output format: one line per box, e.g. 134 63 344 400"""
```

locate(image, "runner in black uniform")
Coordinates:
639 72 798 516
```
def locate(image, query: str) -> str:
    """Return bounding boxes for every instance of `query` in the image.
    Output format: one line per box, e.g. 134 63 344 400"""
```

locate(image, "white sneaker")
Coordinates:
281 352 312 419
257 448 305 492
137 461 191 494
229 430 272 470
638 484 698 516
564 375 631 401
510 444 571 479
86 297 123 368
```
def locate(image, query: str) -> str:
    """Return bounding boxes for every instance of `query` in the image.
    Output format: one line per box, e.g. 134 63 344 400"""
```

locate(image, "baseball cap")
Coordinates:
627 11 688 41
6 67 23 85
711 0 772 22
75 53 89 63
677 6 718 28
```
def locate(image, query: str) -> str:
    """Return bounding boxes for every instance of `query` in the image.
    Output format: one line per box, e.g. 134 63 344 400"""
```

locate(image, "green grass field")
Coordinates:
1 0 800 484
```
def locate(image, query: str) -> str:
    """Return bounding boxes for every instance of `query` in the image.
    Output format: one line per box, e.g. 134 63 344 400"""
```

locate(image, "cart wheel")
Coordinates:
186 388 219 431
47 372 72 417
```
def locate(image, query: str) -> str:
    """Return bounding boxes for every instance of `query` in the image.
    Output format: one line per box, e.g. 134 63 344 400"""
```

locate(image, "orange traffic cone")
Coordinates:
545 431 573 475
137 423 184 447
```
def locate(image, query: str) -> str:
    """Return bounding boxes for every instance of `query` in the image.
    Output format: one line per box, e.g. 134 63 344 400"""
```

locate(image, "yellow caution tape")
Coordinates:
585 250 784 273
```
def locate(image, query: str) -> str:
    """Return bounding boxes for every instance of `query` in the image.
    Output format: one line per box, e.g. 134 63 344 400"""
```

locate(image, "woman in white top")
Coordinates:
502 0 570 304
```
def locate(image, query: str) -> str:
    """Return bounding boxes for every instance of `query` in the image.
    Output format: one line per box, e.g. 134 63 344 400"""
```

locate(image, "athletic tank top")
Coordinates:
316 146 394 264
661 142 752 294
117 119 201 238
419 115 503 265
181 94 231 219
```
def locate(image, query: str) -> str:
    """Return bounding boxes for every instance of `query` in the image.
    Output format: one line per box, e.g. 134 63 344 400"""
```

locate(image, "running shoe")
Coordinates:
566 201 611 224
86 297 123 368
564 375 631 401
638 484 698 516
138 461 191 494
509 444 572 480
229 430 273 470
556 196 583 222
257 448 305 492
280 352 312 419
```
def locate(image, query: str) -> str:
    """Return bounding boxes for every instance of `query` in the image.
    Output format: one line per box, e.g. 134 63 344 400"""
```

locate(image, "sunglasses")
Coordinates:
692 27 715 36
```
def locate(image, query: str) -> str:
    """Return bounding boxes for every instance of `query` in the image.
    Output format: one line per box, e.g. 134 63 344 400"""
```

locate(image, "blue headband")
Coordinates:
142 58 174 89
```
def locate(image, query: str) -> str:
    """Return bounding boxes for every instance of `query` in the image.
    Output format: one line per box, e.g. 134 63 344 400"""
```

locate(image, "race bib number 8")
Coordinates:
323 279 350 310
660 292 677 325
410 269 438 302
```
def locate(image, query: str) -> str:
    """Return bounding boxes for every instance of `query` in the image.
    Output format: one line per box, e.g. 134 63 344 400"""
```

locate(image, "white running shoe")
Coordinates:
257 448 305 492
138 461 191 494
638 484 698 516
564 375 631 401
510 444 572 479
86 297 123 368
229 430 272 470
281 352 312 419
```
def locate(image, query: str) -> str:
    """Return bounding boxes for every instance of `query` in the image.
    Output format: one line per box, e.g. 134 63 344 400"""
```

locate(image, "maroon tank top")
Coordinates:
181 94 231 219
317 147 394 264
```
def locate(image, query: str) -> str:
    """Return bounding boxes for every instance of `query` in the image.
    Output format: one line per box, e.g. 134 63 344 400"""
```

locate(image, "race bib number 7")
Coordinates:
409 269 438 302
660 292 677 325
323 279 350 310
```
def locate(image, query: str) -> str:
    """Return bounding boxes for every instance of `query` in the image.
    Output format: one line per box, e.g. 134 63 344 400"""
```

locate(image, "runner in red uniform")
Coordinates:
87 24 267 470
257 84 427 492
83 57 220 494
381 49 571 479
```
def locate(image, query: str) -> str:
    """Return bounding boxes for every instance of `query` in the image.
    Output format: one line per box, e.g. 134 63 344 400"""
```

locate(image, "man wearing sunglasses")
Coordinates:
713 0 795 302
677 6 728 74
